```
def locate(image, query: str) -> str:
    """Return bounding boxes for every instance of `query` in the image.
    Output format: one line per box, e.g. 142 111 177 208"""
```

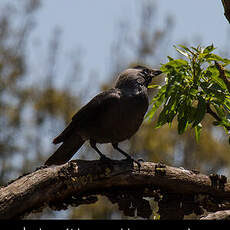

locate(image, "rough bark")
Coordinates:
0 159 230 219
201 210 230 220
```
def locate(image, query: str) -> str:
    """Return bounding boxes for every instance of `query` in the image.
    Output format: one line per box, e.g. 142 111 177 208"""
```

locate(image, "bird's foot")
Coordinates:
137 158 145 163
125 156 142 170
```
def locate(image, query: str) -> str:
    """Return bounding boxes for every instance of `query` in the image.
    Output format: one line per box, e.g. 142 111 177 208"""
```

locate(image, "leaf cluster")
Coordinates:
147 45 230 142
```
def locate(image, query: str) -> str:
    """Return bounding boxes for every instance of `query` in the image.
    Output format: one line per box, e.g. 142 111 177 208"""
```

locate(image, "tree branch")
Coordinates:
215 61 230 93
221 0 230 23
206 104 222 122
0 159 230 219
206 104 230 130
201 210 230 220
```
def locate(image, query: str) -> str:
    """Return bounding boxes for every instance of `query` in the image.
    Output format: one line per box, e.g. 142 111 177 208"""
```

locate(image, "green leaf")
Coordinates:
167 56 174 61
224 97 230 112
225 69 230 78
194 123 202 142
189 88 199 97
148 84 161 89
192 96 206 127
149 44 230 142
187 106 197 123
205 66 227 90
156 106 170 128
206 53 230 65
162 59 188 69
178 45 195 55
178 116 189 134
145 86 166 120
191 46 201 53
155 91 180 128
203 44 215 54
174 46 189 58
213 104 225 118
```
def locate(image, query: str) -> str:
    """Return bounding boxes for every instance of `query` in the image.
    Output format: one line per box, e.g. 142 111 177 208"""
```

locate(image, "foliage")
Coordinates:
147 45 230 143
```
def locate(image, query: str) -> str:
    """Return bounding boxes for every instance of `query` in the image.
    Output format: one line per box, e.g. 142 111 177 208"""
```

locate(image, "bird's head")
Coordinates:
132 65 162 87
115 65 162 90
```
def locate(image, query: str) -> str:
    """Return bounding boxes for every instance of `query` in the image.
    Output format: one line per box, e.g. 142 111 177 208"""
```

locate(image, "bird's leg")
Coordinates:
90 139 112 161
112 143 141 168
112 143 132 159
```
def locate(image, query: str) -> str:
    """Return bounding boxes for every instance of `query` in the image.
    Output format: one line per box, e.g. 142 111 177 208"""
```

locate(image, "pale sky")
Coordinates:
27 0 229 93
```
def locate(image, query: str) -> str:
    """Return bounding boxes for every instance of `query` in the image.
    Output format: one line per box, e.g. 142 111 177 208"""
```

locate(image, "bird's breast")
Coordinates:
78 91 149 143
107 91 149 142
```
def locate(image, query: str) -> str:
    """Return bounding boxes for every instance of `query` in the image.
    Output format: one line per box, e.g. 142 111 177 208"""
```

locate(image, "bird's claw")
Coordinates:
134 159 141 170
137 158 144 162
125 156 141 170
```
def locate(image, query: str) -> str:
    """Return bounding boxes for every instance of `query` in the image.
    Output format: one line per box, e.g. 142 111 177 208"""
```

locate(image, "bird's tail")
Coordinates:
44 134 85 166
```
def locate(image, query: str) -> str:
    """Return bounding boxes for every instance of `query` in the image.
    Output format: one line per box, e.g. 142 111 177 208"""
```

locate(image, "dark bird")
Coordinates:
44 65 162 166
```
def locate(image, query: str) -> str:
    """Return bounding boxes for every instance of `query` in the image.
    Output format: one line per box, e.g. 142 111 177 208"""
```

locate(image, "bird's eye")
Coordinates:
147 76 152 83
137 78 145 84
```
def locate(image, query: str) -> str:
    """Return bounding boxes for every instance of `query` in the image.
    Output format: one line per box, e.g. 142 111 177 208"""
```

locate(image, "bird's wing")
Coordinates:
72 88 120 123
53 88 120 144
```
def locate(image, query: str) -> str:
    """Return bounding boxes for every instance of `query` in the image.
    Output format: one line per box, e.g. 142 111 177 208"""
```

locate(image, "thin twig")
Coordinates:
206 104 221 122
215 61 230 93
206 104 230 130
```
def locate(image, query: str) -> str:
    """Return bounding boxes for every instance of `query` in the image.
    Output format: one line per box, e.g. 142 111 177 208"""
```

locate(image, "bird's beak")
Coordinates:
148 69 163 87
153 70 163 77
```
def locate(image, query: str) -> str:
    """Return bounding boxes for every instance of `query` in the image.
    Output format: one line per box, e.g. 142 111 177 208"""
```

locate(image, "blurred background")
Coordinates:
0 0 230 219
